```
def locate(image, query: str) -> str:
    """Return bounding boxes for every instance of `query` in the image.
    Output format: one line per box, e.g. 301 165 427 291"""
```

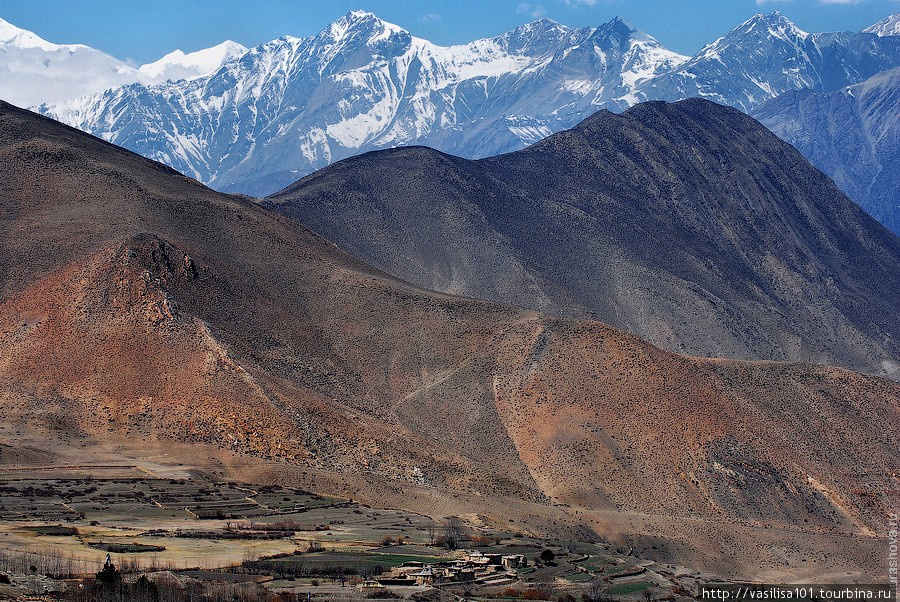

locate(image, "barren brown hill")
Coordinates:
266 99 900 379
0 101 898 579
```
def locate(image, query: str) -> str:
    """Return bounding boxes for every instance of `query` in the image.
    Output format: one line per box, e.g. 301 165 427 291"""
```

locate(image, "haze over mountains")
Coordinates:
1 101 898 579
0 17 247 107
755 67 900 237
30 10 900 197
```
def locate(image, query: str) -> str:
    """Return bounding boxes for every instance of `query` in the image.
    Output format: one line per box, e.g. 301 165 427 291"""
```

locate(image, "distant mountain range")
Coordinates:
0 17 246 107
33 11 686 195
266 98 900 379
755 68 900 236
637 12 900 112
25 10 900 196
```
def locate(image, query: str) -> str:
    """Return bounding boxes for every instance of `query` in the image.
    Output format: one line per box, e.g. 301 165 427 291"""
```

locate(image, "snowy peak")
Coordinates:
0 17 78 51
138 40 248 81
321 10 410 48
590 16 654 51
747 11 803 30
501 18 580 53
864 14 900 37
595 16 639 36
517 17 568 32
715 11 808 50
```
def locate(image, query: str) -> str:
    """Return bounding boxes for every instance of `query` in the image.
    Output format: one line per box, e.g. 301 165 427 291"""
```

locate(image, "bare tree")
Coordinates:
461 578 476 600
588 577 610 602
443 517 463 550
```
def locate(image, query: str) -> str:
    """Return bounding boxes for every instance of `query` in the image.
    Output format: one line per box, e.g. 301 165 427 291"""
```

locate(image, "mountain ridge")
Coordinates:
636 11 900 112
266 97 900 379
864 13 900 37
35 9 689 194
754 67 900 236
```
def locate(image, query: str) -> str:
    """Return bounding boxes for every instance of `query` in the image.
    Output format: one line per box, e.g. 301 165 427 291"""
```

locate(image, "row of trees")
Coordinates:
426 516 464 549
0 548 95 579
62 559 307 602
241 557 386 580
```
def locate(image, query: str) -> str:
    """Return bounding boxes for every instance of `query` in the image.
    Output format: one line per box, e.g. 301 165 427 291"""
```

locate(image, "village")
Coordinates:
0 468 711 600
356 549 529 592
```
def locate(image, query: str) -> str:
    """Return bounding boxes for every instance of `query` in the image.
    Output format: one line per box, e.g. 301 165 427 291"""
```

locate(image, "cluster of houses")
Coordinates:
358 550 527 591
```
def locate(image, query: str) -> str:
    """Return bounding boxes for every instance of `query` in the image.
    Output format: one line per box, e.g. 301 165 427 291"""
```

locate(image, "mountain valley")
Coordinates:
2 5 900 593
1 101 898 584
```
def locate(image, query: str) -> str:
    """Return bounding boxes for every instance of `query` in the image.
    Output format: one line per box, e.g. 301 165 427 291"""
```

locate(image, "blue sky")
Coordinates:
1 0 897 63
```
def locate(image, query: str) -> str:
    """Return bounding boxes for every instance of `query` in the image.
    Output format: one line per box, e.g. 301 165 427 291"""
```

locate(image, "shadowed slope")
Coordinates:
267 99 900 378
754 67 900 236
1 102 898 579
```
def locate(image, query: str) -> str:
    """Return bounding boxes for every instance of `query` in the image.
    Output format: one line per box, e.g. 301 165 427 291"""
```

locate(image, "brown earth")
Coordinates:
0 101 898 580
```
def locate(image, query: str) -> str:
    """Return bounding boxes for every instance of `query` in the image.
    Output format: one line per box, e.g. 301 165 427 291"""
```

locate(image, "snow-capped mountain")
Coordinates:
33 10 900 196
0 17 247 107
754 67 900 236
138 40 248 82
38 11 687 195
864 13 900 37
636 11 900 112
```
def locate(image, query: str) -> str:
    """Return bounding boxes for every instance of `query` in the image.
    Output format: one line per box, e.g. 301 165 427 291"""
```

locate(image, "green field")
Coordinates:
259 550 448 571
609 581 652 595
565 571 595 582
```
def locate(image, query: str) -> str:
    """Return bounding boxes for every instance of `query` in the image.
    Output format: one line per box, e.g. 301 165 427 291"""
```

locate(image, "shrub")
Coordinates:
365 591 401 599
130 575 159 601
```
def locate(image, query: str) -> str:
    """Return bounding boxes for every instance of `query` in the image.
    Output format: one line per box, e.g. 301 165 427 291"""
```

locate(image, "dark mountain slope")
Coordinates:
266 98 900 377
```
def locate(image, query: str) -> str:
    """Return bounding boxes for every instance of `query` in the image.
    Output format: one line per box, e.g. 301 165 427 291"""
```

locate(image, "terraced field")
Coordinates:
0 467 452 570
